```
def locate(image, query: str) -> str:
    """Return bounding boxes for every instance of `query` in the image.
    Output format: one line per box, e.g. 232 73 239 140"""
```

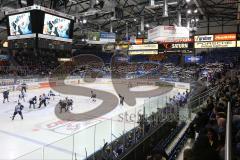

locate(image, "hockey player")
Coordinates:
45 93 51 104
18 90 25 102
59 97 73 113
12 102 24 120
38 94 47 108
21 83 27 93
48 90 56 100
66 97 73 111
119 94 124 105
29 96 37 109
59 99 67 113
3 90 9 103
90 90 96 102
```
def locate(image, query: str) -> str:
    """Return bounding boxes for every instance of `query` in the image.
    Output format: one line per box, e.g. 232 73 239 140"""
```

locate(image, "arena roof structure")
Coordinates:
0 0 239 39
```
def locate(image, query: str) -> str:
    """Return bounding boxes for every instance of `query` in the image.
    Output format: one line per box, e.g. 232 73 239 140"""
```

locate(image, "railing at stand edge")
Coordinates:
189 85 218 103
187 85 219 113
8 77 192 160
225 102 232 160
166 86 220 159
13 90 178 160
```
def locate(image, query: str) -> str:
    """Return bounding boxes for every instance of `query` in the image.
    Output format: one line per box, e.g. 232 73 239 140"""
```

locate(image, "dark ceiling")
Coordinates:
0 0 239 39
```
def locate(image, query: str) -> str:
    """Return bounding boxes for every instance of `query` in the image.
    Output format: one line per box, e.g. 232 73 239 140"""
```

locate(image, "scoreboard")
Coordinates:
8 38 72 50
38 38 72 50
5 5 74 50
8 38 36 49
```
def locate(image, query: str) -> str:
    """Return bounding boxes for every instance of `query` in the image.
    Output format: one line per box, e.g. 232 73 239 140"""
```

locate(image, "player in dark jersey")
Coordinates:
3 90 9 103
29 96 37 109
38 94 47 108
119 94 124 105
21 83 27 93
12 102 24 120
90 90 96 102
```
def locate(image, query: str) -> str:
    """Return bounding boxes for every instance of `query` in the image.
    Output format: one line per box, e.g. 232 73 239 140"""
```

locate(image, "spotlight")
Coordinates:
138 32 141 35
187 9 192 14
83 19 87 24
145 24 150 28
194 9 198 13
134 18 137 22
186 0 191 3
196 18 199 22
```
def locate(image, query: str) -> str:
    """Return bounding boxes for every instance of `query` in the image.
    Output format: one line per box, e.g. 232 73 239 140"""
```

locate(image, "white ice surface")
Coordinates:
0 82 184 160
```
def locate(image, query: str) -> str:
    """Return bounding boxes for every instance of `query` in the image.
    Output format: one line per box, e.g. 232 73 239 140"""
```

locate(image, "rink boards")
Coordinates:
0 77 190 160
0 77 190 93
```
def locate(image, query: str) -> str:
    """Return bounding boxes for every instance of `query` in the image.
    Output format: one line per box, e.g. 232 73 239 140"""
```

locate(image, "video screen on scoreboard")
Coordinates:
8 12 32 36
43 13 71 38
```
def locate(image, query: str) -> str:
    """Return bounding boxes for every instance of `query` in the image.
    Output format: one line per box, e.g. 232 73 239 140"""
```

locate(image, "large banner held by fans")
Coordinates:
148 25 190 42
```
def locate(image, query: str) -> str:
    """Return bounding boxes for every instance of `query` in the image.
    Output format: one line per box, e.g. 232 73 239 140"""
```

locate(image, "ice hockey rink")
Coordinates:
0 79 188 160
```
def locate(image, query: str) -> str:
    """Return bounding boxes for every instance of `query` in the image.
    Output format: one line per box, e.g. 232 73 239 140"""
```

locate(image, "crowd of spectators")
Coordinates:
13 50 60 76
0 50 60 77
159 63 226 83
0 49 231 85
183 71 240 160
160 63 199 82
0 51 162 79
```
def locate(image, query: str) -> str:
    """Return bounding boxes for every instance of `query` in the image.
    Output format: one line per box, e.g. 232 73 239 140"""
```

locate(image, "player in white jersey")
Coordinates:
18 90 25 102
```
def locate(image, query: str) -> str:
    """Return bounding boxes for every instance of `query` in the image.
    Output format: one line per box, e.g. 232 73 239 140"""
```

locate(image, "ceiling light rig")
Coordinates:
150 0 155 6
162 0 168 17
82 19 87 24
185 2 201 33
187 9 192 14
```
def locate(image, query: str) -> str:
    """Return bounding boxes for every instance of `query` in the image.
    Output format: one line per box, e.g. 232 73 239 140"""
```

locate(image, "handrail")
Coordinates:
190 85 218 101
190 88 216 104
225 102 232 160
187 86 218 111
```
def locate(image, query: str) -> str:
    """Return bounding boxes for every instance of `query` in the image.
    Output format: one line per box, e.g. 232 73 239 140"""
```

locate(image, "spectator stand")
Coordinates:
168 69 239 160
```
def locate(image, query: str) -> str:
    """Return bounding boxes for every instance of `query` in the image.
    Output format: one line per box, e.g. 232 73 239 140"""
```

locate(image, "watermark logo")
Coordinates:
49 54 173 121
